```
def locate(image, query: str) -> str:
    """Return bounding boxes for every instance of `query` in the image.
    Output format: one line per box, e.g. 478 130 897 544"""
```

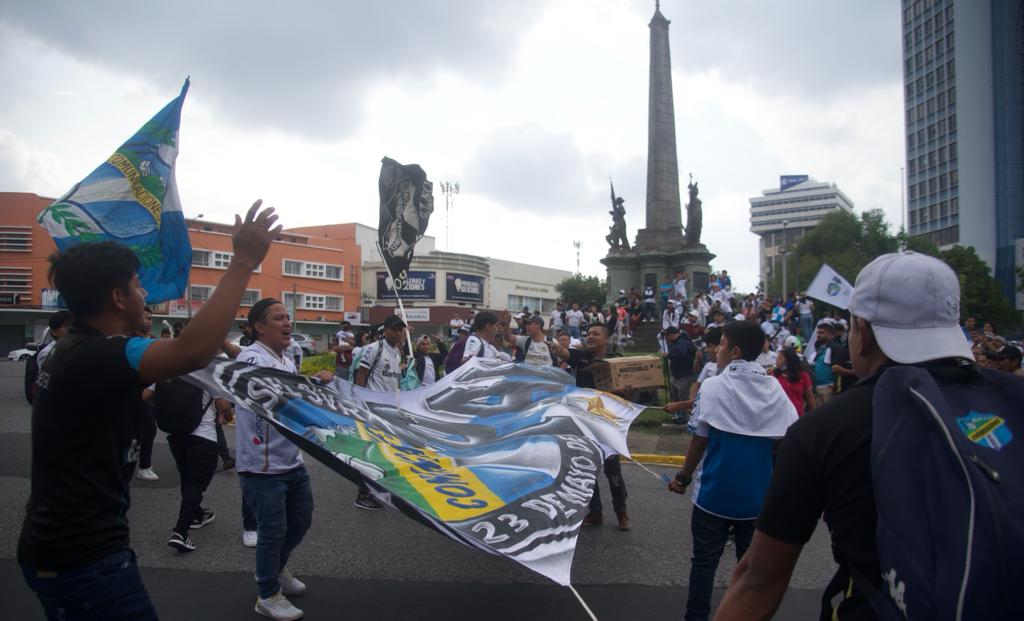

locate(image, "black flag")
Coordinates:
378 156 434 290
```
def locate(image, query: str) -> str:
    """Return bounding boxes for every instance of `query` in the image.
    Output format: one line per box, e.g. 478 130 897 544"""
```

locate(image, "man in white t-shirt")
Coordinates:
674 271 688 300
565 303 584 339
449 314 465 340
462 311 514 363
234 298 313 619
515 316 554 367
549 303 566 339
355 315 406 394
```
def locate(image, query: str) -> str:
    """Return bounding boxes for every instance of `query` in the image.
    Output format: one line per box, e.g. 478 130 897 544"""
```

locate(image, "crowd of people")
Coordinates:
15 195 1023 621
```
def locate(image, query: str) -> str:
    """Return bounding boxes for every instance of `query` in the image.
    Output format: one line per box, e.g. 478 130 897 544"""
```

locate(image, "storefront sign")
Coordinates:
395 307 430 323
446 272 484 304
376 270 436 300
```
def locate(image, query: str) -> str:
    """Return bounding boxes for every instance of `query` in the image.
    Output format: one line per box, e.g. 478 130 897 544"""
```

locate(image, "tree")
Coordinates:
767 209 1021 330
555 274 606 308
939 245 1020 331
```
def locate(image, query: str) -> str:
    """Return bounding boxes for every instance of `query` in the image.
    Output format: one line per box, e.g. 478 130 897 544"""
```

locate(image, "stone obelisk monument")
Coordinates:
602 2 714 300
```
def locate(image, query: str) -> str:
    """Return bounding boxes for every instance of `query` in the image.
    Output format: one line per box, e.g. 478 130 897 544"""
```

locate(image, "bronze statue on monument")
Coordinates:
685 173 703 246
606 180 630 250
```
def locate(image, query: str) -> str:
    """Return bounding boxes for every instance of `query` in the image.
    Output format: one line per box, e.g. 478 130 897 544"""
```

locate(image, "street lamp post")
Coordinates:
572 240 581 274
780 220 789 300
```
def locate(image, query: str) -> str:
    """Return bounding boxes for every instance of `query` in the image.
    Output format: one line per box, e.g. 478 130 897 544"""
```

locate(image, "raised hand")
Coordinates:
232 200 282 271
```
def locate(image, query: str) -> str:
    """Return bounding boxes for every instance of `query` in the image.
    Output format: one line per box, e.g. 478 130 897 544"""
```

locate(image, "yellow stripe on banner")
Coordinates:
107 152 162 226
377 441 504 521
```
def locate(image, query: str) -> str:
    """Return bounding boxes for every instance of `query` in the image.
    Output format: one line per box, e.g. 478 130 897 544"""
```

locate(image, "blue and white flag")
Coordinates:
38 80 192 303
807 263 854 309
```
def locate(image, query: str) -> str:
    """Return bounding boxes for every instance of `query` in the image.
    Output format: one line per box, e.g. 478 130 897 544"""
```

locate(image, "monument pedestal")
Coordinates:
601 244 715 303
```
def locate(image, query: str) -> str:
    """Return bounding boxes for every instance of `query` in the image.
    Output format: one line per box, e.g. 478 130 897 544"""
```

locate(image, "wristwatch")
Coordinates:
674 472 692 486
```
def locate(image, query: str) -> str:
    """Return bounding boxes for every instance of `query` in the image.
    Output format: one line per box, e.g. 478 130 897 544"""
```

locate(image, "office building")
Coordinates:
749 176 855 292
902 0 1024 303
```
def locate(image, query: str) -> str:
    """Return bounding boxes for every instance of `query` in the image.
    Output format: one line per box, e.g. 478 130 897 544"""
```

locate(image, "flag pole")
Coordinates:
376 241 416 358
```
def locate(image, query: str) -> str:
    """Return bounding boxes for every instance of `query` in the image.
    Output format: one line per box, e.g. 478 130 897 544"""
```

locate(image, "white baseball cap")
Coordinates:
848 251 974 364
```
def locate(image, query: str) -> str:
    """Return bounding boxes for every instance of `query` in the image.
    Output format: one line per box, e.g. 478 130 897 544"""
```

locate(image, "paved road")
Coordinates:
0 361 836 620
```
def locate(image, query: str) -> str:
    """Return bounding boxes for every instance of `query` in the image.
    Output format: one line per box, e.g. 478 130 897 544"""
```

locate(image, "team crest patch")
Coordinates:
827 277 842 297
956 411 1012 451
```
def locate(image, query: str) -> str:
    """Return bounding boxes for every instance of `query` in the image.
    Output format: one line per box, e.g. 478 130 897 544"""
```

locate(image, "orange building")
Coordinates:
0 192 360 354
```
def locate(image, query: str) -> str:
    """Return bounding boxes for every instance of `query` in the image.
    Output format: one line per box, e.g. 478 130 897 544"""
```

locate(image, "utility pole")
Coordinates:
573 240 581 274
780 220 789 299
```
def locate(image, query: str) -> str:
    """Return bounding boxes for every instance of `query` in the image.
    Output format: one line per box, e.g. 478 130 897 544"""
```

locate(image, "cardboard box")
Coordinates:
586 356 664 392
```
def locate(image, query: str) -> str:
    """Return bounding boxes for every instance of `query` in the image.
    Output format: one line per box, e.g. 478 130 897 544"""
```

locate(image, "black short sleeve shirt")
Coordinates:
756 372 882 617
18 326 150 571
568 350 620 389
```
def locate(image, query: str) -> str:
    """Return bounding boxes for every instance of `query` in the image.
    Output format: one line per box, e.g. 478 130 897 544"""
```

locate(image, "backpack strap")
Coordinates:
366 341 385 376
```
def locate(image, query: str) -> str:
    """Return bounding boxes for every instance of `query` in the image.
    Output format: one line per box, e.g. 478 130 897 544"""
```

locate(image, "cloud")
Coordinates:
0 129 65 195
670 0 901 100
0 0 544 139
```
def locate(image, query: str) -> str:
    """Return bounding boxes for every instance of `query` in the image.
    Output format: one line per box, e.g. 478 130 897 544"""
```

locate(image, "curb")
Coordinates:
629 454 685 466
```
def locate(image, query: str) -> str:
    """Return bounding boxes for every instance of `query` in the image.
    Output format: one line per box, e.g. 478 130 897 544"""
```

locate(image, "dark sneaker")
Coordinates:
354 492 383 511
190 508 216 529
168 531 196 552
222 457 236 471
581 512 603 527
616 511 631 531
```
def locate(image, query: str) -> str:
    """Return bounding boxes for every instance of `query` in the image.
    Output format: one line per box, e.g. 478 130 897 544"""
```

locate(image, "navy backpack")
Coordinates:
866 363 1024 620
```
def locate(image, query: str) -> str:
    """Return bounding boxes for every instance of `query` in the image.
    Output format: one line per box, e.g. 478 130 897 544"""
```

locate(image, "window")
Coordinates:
193 249 259 272
947 85 956 105
281 259 343 281
949 141 957 158
189 285 213 303
0 267 31 294
0 227 31 252
213 251 232 269
282 291 343 312
241 289 261 306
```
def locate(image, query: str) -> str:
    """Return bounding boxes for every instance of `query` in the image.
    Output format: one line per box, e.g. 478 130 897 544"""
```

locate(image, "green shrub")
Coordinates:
300 353 335 376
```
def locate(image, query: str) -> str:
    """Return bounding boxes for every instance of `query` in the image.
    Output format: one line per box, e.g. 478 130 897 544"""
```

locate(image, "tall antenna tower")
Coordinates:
573 240 581 274
440 181 460 251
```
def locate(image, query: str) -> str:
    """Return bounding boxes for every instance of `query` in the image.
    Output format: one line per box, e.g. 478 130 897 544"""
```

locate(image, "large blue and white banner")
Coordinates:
37 80 192 303
188 358 643 585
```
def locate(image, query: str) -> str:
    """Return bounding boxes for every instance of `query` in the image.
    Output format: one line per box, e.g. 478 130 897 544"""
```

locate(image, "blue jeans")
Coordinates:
799 313 813 343
21 549 158 620
686 506 756 621
569 325 581 339
239 468 314 598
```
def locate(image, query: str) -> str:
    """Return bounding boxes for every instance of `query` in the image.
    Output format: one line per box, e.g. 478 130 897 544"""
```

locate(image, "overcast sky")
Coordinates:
0 0 903 292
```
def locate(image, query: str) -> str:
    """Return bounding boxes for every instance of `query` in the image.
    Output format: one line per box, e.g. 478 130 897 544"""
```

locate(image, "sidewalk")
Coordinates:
627 427 688 465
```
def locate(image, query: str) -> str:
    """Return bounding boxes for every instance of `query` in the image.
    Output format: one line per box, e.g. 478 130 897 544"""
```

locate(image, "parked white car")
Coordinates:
8 343 40 362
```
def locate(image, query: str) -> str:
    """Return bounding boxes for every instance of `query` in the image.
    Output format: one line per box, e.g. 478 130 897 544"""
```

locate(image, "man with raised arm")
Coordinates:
18 201 280 620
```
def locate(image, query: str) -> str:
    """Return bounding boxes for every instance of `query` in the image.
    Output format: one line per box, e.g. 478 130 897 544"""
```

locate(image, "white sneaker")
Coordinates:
279 568 306 596
242 530 258 548
255 592 303 620
136 467 159 481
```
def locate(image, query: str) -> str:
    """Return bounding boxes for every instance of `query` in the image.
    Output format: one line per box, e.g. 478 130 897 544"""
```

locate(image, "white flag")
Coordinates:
807 264 854 309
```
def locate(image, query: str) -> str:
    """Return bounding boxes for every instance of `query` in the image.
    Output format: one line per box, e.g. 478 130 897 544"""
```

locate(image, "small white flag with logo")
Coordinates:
807 264 854 309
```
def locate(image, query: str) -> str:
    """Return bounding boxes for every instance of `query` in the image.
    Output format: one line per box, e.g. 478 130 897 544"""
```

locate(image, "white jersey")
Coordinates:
358 339 403 392
463 335 513 362
515 335 553 367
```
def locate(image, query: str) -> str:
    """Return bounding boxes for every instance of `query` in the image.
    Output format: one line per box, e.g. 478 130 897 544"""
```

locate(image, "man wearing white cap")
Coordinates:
715 251 981 621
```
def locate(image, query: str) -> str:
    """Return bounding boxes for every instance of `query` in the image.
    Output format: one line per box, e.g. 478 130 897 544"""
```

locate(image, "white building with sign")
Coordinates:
749 176 855 294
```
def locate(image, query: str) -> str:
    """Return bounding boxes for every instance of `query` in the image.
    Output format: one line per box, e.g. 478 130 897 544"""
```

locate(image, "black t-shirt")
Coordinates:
757 369 882 619
567 349 620 389
18 326 149 570
830 339 856 393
